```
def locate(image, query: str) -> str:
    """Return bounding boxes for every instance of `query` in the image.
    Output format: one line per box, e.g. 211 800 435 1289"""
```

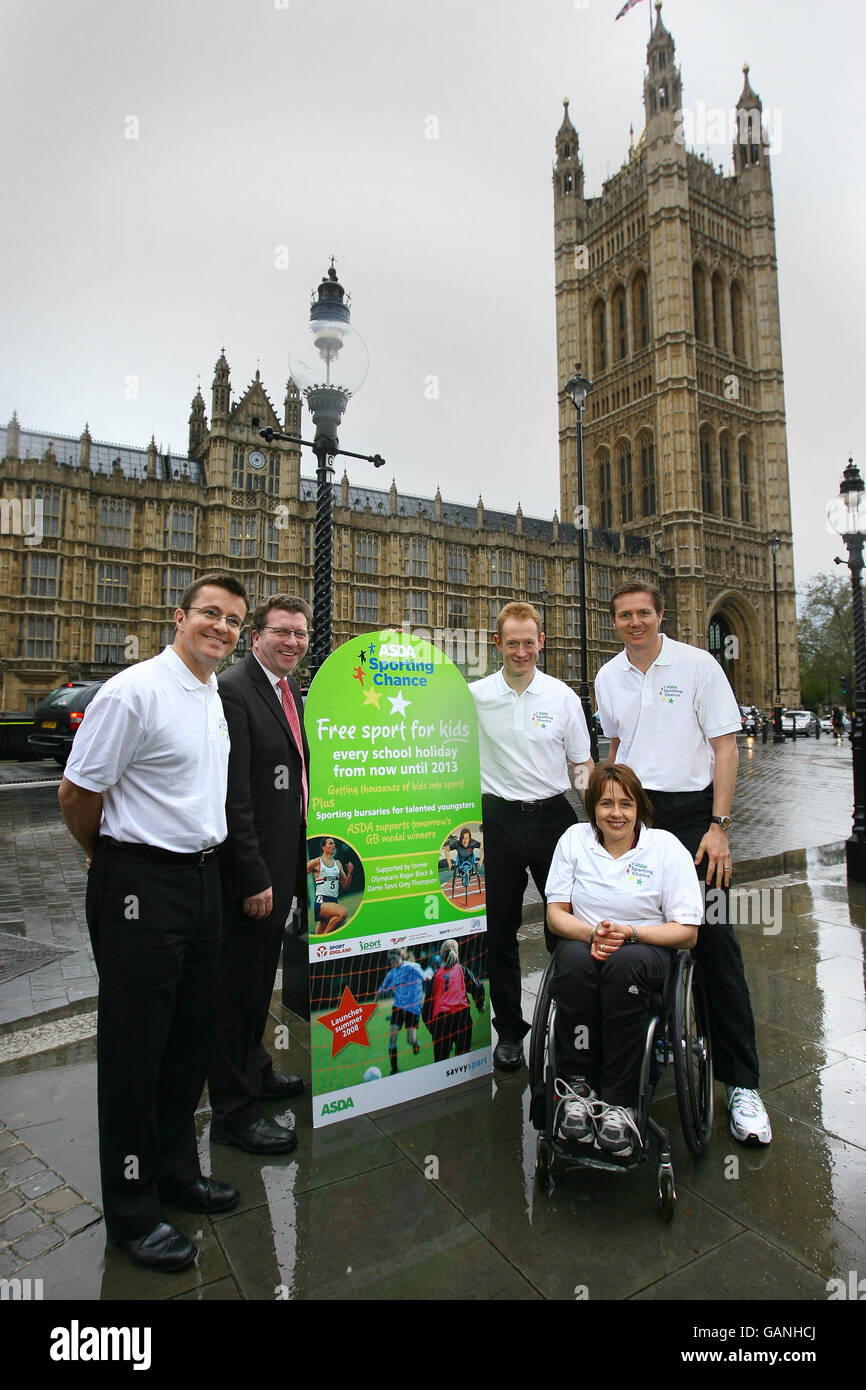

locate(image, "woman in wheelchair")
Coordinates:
545 763 703 1160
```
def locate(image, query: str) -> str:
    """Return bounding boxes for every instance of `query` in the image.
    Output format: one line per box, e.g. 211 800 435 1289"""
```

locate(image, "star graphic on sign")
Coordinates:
317 987 378 1059
388 691 411 716
363 685 382 706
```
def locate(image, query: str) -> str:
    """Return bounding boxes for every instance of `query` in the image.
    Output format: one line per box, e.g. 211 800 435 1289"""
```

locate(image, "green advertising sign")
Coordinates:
304 629 491 1126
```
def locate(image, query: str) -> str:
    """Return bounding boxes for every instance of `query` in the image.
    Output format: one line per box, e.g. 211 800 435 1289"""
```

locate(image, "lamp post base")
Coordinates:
846 835 866 884
772 704 785 744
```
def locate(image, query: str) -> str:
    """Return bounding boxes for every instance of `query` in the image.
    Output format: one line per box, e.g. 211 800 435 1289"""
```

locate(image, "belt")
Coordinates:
483 792 567 813
100 836 219 866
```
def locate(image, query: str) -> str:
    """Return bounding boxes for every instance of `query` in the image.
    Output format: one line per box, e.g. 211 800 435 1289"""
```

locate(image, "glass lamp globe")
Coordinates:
827 484 866 538
288 319 369 396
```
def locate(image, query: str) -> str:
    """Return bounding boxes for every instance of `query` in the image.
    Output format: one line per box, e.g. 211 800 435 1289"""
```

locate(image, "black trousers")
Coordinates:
551 938 671 1106
482 792 578 1042
649 786 760 1089
430 1009 474 1062
86 841 221 1243
208 906 284 1127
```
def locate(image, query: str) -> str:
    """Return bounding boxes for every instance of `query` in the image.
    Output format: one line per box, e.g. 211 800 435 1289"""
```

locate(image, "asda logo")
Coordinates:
322 1097 355 1115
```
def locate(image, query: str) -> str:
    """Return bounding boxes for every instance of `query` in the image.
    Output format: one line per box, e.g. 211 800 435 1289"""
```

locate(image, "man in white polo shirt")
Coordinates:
594 580 771 1145
58 573 250 1271
470 601 593 1070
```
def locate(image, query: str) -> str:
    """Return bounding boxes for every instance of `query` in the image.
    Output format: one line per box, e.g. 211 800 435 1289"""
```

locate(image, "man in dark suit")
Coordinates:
209 594 312 1155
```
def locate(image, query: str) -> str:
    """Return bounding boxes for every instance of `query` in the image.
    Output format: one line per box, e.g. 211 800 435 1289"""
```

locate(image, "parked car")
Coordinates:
781 708 819 738
28 681 105 764
820 713 851 734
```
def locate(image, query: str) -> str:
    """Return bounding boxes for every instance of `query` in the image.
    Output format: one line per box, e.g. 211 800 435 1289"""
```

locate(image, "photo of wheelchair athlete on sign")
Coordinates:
537 763 707 1191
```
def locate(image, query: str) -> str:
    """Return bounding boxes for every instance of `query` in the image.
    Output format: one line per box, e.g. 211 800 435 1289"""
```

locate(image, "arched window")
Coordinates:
619 443 633 522
593 300 607 373
612 286 627 361
597 450 612 528
739 437 751 523
692 265 708 342
720 431 733 518
639 434 656 516
711 272 727 350
700 430 714 512
730 281 745 360
633 272 649 349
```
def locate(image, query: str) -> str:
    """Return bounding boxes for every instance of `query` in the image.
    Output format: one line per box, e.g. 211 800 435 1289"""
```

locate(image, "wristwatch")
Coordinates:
710 815 733 832
627 926 638 945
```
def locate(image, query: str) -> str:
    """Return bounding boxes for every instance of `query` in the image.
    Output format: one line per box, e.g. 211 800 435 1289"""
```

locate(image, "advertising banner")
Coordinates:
304 629 491 1126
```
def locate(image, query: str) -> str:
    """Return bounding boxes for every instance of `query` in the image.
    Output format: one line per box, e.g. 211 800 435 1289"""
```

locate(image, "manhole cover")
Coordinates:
0 932 74 985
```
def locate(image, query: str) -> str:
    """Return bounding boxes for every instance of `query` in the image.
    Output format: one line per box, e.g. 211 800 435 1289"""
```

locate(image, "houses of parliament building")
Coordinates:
0 4 799 715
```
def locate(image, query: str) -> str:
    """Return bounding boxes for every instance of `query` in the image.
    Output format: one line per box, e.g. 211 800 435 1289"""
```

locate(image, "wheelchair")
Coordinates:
529 948 713 1220
450 854 482 906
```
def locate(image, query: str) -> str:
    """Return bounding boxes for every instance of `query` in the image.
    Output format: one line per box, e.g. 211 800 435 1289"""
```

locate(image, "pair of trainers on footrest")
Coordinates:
554 1078 642 1159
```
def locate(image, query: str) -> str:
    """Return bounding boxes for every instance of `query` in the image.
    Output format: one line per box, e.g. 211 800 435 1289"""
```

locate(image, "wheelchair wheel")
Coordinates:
672 953 714 1155
528 954 557 1092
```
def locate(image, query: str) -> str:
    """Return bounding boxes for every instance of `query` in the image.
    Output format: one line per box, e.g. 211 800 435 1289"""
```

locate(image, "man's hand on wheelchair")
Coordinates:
590 919 629 963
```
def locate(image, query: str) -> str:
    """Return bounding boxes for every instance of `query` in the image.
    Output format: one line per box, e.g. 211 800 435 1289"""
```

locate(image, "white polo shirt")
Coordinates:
64 646 231 852
594 635 741 792
545 823 703 928
469 667 591 801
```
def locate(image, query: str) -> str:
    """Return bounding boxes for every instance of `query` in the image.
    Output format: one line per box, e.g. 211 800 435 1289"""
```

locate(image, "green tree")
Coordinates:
797 572 854 710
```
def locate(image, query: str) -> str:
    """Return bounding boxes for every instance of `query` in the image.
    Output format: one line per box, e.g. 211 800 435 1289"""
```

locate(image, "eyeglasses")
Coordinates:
260 626 309 641
187 606 245 631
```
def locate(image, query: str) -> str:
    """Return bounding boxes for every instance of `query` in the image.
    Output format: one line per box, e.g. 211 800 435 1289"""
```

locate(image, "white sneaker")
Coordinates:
726 1086 772 1145
596 1103 642 1158
554 1077 598 1145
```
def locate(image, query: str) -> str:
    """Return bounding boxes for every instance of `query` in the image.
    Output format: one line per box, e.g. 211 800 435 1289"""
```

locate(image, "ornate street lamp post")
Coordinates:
828 457 866 882
564 365 598 762
683 625 692 644
261 262 384 676
768 535 784 743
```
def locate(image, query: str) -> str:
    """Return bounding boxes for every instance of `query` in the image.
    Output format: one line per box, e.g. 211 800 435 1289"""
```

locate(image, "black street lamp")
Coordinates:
260 263 384 676
683 625 692 644
541 585 550 672
828 457 866 882
768 535 785 743
564 364 598 762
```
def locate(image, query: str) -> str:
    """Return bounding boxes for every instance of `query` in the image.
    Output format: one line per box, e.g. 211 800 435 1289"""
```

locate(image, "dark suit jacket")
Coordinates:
217 655 310 926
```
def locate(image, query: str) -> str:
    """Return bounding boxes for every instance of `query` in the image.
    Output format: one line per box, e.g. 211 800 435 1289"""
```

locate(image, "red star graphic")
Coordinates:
317 987 378 1058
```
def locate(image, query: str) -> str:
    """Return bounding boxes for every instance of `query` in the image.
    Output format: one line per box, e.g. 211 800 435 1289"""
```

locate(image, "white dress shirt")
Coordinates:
64 646 231 852
470 667 591 800
594 635 741 791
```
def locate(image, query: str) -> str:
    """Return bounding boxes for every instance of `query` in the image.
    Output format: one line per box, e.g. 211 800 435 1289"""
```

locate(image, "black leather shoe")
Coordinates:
261 1072 305 1100
159 1176 240 1213
211 1116 298 1154
113 1222 197 1272
493 1040 525 1071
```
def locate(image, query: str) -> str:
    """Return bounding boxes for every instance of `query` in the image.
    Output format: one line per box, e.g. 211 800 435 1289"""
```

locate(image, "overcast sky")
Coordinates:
2 0 864 591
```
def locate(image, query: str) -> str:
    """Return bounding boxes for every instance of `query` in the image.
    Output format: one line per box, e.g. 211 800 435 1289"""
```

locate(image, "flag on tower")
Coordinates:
615 0 646 19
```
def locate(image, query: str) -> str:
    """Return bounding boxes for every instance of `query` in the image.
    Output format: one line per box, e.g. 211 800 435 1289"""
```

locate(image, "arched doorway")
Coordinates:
708 614 737 693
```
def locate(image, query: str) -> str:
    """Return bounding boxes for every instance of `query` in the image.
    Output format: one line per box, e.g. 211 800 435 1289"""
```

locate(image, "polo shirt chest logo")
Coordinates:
214 715 229 740
626 860 653 887
530 709 554 730
658 683 684 705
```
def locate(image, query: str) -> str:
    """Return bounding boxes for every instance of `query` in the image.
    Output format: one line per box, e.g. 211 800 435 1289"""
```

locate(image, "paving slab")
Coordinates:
631 1230 829 1300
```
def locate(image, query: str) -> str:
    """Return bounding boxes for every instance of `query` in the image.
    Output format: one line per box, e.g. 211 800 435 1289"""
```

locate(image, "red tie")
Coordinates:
277 678 308 821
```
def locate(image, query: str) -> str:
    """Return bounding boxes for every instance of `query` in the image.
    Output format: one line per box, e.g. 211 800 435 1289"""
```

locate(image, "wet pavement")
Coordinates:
1 737 864 1318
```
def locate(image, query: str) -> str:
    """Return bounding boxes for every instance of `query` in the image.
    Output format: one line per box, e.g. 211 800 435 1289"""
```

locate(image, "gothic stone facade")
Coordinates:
0 361 654 712
553 2 800 708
